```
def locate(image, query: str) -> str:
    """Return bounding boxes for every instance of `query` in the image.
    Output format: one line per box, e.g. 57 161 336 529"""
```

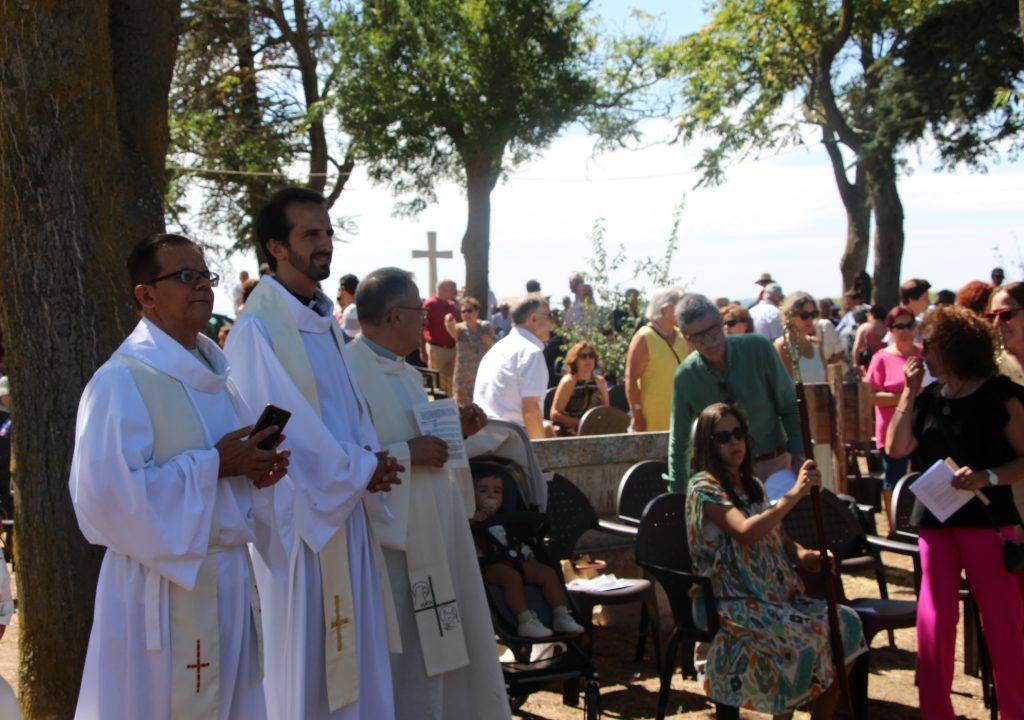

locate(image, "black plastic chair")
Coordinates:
543 386 557 421
577 406 630 436
597 460 668 538
607 383 629 413
545 474 660 666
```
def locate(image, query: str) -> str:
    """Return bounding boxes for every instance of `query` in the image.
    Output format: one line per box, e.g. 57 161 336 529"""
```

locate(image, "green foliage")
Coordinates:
169 0 353 254
561 199 685 381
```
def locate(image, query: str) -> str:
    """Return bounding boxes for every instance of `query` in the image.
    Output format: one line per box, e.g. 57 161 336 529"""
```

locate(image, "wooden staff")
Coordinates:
795 381 854 715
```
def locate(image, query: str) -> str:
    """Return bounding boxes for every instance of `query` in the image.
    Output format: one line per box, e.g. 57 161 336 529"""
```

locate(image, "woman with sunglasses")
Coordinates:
550 341 609 436
988 282 1024 387
774 291 838 384
887 305 1024 718
864 306 923 527
444 296 496 408
686 403 865 719
719 303 753 335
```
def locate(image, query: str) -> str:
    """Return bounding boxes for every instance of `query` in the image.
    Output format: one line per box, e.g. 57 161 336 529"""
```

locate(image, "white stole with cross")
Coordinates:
343 338 472 676
240 280 400 711
117 353 263 720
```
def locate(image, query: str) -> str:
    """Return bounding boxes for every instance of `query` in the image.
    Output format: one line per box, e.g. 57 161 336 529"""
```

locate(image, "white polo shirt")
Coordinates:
473 326 549 427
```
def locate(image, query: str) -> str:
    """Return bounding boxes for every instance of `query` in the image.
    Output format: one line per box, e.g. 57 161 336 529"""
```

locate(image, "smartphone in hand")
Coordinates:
251 404 291 450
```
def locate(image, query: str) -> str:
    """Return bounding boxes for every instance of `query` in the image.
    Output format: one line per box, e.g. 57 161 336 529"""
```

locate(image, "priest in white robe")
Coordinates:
343 267 511 720
70 234 289 720
224 187 401 720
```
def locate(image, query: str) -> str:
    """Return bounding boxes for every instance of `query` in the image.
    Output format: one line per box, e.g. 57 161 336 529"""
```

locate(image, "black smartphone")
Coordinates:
251 404 291 450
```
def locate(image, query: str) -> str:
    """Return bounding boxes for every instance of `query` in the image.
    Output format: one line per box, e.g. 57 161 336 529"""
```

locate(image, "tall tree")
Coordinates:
0 1 179 715
669 0 1023 306
171 0 354 257
330 0 664 307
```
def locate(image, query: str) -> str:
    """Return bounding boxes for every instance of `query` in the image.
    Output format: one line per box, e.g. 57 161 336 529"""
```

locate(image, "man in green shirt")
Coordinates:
667 294 803 492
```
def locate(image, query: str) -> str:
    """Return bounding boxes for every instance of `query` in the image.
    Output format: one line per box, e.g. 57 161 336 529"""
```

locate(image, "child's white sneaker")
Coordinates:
516 611 553 639
551 605 584 635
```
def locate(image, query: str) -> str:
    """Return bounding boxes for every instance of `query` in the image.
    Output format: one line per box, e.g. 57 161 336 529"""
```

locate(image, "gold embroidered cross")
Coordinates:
330 594 350 652
186 639 210 693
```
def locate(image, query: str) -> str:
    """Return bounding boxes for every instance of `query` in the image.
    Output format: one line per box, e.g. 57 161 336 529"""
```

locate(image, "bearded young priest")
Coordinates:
343 268 510 720
70 234 289 720
225 188 403 720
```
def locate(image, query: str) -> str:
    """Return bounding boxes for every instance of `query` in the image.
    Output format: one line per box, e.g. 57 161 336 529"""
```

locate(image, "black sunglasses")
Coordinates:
578 351 597 359
712 426 747 445
891 320 916 331
723 319 740 328
798 310 820 320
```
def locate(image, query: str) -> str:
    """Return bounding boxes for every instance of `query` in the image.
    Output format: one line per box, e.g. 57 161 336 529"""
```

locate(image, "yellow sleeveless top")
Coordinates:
637 325 690 431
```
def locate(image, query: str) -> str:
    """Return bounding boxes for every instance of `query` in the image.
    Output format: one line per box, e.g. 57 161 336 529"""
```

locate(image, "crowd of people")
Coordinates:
40 173 1024 720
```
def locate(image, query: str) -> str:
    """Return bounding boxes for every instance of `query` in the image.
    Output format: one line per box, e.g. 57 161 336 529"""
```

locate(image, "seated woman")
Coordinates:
686 403 865 719
550 341 609 436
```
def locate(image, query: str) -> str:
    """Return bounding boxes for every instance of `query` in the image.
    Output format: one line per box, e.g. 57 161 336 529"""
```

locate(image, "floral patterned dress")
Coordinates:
685 472 866 714
453 320 495 408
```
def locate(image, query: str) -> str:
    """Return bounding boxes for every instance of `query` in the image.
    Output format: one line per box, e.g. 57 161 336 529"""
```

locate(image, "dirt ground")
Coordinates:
0 511 999 718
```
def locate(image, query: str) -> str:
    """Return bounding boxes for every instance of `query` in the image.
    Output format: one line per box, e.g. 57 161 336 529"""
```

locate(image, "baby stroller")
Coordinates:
465 420 601 718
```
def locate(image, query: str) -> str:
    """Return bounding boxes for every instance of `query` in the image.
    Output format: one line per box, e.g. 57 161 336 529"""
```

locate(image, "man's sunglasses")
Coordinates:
985 307 1024 322
891 320 916 331
712 426 747 445
144 268 220 287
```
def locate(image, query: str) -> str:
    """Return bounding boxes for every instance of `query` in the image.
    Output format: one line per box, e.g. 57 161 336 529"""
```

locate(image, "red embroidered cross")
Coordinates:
186 639 210 693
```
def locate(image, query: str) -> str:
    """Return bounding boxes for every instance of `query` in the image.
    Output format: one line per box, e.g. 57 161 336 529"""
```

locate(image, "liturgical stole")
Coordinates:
118 353 263 720
241 281 400 711
344 339 471 677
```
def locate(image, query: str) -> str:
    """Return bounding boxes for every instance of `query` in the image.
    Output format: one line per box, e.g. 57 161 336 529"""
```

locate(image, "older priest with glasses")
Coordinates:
70 234 289 719
667 294 803 493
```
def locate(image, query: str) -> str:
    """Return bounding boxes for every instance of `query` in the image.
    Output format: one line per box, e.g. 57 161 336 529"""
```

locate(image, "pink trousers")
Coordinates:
918 526 1024 719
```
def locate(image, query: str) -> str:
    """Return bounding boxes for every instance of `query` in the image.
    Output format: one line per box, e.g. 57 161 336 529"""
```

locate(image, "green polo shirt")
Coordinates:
667 333 801 492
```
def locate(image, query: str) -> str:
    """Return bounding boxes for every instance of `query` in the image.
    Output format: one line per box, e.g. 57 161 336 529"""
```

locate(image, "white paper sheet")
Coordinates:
413 398 470 470
565 575 634 593
908 458 970 522
764 468 797 502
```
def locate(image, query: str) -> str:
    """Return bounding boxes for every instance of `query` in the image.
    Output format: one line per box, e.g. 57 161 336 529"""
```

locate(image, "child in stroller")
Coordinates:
471 469 584 639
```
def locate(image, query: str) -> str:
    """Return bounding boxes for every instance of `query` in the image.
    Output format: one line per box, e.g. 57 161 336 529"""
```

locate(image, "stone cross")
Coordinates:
186 639 210 693
330 594 350 652
411 231 453 296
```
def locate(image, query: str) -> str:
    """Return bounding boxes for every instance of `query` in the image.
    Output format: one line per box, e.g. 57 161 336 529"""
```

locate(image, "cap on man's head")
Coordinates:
756 272 775 286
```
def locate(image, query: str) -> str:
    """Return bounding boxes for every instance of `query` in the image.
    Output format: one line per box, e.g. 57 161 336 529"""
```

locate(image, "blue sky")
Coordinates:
204 2 1024 314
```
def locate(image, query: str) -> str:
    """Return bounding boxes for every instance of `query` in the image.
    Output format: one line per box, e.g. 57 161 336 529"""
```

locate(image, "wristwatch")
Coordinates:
986 469 999 486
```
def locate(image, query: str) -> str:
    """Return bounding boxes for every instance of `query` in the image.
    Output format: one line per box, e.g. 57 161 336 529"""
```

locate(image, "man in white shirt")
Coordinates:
749 282 784 340
473 295 553 439
70 233 288 720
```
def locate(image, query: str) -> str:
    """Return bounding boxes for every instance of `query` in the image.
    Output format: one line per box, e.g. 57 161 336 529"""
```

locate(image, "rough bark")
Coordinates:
0 1 179 716
867 155 906 309
461 155 500 311
822 133 871 294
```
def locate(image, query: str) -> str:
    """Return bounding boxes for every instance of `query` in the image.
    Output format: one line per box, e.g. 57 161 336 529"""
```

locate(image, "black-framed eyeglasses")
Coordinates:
712 426 747 445
393 305 429 320
144 268 220 287
684 321 722 343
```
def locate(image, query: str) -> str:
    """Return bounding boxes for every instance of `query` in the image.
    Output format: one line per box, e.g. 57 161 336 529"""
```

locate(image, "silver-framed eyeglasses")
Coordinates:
144 268 220 287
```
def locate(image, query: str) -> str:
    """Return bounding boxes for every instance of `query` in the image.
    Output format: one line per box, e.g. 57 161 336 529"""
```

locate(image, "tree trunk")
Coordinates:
461 155 499 312
0 1 179 716
822 132 871 294
867 156 906 309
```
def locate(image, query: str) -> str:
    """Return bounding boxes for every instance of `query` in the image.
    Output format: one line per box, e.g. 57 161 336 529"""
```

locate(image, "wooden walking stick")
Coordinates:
784 330 853 714
795 380 855 716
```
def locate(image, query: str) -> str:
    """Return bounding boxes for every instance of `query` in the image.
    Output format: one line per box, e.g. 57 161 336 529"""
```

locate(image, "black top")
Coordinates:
912 375 1023 528
563 379 602 419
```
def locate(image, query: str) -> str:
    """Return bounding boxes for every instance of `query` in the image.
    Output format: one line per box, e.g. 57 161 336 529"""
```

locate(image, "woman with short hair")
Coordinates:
550 341 609 436
887 305 1024 718
686 403 864 718
719 303 753 335
624 286 690 432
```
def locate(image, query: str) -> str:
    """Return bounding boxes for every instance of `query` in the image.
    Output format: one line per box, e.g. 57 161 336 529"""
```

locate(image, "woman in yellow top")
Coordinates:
625 286 690 432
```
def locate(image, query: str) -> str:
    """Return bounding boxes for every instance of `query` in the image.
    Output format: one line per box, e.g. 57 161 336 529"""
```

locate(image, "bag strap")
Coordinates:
648 323 682 365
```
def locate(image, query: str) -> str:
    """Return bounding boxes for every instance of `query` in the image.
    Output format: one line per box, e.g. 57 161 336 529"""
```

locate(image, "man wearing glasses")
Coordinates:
667 294 803 493
226 188 403 720
70 233 289 718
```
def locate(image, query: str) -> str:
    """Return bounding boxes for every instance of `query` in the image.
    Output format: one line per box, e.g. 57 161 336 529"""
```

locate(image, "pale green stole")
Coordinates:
343 338 471 677
241 280 400 711
118 352 263 720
